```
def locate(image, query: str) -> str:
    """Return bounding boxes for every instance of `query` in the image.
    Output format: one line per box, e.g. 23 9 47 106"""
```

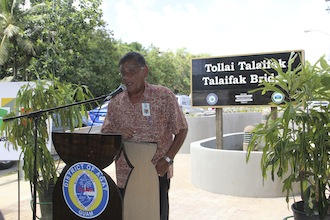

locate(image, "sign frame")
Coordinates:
191 50 304 108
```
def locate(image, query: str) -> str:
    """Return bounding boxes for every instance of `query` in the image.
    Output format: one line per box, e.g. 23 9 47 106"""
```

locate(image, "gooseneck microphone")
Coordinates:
104 84 127 101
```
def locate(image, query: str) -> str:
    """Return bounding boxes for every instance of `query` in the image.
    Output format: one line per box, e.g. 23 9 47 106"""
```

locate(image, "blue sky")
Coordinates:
101 0 330 63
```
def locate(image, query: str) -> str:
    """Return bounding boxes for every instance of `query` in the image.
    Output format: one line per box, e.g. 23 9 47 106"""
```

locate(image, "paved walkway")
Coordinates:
0 154 294 220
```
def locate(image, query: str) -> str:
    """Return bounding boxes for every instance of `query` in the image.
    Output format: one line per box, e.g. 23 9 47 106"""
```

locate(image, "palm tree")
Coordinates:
0 0 46 80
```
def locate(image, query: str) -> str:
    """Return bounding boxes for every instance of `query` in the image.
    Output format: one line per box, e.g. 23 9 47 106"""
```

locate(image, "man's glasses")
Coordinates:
119 65 144 77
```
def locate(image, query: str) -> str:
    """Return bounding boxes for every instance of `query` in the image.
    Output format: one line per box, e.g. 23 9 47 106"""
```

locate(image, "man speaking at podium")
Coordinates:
101 51 188 220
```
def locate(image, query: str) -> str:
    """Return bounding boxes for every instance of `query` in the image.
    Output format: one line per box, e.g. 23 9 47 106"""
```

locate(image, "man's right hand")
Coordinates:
119 127 136 140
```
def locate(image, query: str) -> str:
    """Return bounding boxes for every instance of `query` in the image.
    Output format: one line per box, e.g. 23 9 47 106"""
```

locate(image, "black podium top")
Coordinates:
52 132 122 169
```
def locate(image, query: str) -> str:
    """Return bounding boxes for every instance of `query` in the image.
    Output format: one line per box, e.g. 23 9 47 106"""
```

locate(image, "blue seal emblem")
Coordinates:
206 93 219 106
63 162 110 219
271 92 285 104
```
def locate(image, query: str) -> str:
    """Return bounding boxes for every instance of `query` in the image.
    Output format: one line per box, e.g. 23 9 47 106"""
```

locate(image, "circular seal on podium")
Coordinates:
62 162 109 219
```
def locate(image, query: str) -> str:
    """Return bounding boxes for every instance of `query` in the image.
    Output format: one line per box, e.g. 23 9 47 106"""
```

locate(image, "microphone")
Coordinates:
104 84 127 101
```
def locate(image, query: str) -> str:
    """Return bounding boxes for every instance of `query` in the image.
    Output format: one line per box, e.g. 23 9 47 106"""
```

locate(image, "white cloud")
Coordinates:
101 0 330 63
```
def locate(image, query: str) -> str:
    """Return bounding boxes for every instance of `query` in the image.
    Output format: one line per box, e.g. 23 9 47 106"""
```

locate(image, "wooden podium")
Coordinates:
123 141 160 220
52 132 122 220
52 132 160 220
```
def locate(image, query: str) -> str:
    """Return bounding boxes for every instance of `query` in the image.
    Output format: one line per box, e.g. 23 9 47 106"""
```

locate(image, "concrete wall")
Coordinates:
179 116 216 153
180 112 262 153
186 114 300 198
190 137 300 198
201 132 244 151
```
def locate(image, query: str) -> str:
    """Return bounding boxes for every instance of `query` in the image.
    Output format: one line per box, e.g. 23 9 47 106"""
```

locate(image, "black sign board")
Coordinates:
191 50 304 107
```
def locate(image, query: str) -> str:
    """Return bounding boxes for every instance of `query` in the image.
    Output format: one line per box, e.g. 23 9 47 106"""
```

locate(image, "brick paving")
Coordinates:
0 154 294 220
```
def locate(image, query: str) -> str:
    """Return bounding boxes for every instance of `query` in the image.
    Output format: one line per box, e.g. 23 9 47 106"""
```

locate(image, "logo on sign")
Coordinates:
63 162 109 219
271 92 285 104
206 93 219 105
235 93 253 104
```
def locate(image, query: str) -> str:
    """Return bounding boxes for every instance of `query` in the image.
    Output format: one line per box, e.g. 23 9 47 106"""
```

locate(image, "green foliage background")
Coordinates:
0 0 202 105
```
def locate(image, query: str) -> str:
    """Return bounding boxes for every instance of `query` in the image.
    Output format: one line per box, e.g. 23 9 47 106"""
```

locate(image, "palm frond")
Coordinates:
17 37 36 55
3 23 20 38
0 41 8 64
21 2 48 16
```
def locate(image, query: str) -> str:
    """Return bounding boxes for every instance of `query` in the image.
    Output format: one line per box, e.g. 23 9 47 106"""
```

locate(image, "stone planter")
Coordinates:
190 134 299 197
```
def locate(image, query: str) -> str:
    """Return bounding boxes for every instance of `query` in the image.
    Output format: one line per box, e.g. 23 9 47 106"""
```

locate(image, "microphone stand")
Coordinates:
3 94 109 220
